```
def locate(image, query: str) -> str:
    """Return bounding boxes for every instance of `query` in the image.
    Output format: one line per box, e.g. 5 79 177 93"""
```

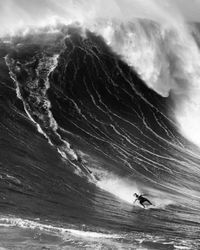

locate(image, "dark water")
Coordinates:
0 25 200 249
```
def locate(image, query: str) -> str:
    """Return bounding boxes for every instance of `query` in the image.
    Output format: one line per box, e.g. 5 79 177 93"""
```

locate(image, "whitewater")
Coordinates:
0 0 200 249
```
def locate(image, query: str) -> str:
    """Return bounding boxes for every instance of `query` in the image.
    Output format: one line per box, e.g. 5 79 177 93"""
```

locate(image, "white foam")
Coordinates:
94 170 174 209
96 172 139 204
65 229 118 239
174 246 191 250
1 0 200 36
5 52 79 162
0 217 119 239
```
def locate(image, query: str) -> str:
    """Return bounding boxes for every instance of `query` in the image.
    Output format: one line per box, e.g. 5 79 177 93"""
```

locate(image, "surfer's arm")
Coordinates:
134 198 138 203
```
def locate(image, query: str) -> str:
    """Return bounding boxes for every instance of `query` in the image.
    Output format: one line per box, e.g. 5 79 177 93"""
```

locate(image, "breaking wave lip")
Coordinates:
0 217 120 239
2 0 200 149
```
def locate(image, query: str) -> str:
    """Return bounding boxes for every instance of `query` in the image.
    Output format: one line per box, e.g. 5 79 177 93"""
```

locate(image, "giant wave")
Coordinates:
0 1 200 249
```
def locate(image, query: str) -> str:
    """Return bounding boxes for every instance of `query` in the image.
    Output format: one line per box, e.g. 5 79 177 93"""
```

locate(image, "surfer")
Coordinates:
134 193 152 208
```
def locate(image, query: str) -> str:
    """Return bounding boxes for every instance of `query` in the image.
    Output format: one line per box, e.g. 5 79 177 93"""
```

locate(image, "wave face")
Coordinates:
1 21 200 249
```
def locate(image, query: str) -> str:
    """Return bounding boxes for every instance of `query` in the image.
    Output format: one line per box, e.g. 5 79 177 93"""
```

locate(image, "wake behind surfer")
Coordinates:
134 193 152 208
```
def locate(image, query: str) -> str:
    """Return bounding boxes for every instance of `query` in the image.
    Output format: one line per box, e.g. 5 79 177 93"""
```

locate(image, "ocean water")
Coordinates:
1 2 200 249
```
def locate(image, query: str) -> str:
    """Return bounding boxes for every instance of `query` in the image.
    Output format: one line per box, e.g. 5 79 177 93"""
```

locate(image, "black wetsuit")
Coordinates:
137 195 152 208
